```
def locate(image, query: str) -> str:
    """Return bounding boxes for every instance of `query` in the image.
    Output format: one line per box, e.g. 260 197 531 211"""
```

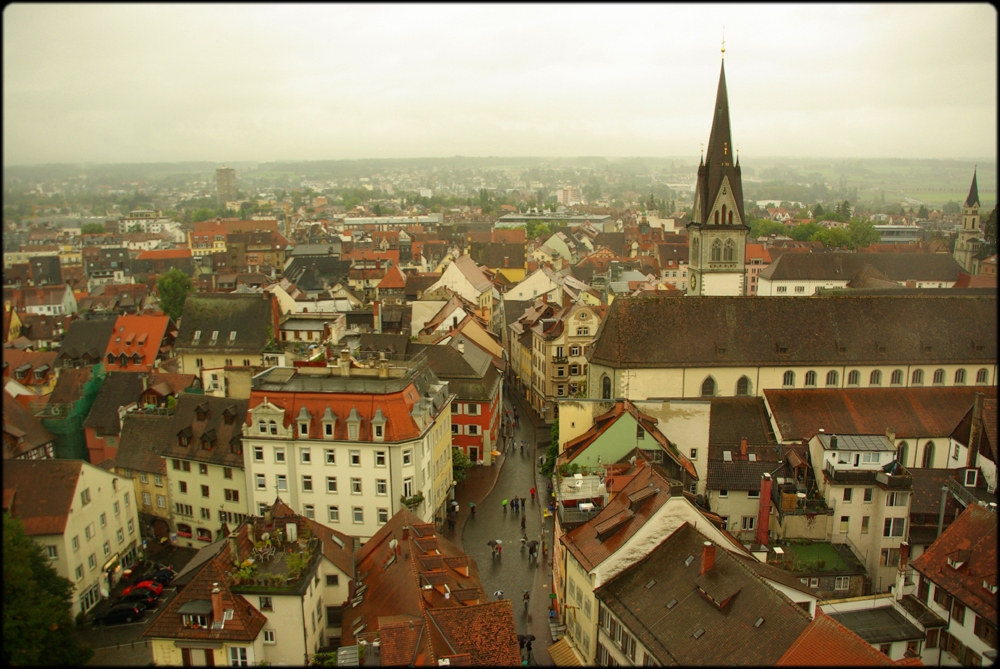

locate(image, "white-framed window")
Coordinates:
46 545 58 558
127 519 134 535
810 577 819 588
325 448 336 464
117 528 125 544
885 491 908 507
85 522 95 540
157 495 166 508
229 646 250 666
883 517 906 537
777 286 788 293
263 630 276 644
327 476 338 493
139 472 148 483
375 451 386 467
75 565 84 580
840 516 850 533
299 422 308 436
376 479 387 495
350 450 361 466
304 504 315 520
302 475 313 491
378 508 389 524
275 447 285 463
72 535 80 551
403 477 414 497
99 512 107 527
690 448 697 459
403 449 412 465
468 424 480 435
451 424 460 435
351 478 362 494
154 474 163 486
276 475 287 491
741 516 755 531
103 540 111 557
142 492 152 506
843 488 853 502
256 474 266 490
353 507 364 524
835 576 850 591
862 452 881 464
199 463 208 475
747 490 760 499
301 448 311 464
88 553 97 569
794 285 805 293
328 506 340 523
719 490 728 498
864 488 874 502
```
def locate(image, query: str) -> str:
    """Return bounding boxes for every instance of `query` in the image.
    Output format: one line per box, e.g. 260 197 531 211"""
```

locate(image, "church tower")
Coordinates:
953 170 982 274
687 46 749 296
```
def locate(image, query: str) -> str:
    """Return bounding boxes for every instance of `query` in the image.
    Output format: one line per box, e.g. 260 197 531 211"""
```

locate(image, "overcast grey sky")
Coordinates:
3 3 997 165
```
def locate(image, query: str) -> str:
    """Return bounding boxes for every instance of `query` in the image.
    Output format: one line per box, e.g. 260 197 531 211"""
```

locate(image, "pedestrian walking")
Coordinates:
521 496 526 510
469 502 476 516
530 487 536 501
522 590 530 612
502 499 508 514
520 513 526 530
513 497 519 514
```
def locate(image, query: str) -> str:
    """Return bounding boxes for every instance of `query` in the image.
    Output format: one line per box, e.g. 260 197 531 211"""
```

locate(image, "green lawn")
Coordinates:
785 542 861 572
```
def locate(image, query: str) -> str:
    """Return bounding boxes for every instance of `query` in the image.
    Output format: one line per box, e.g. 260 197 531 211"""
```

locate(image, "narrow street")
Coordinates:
460 394 555 665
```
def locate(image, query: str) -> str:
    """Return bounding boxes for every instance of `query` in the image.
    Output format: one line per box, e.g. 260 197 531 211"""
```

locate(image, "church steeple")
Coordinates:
692 57 746 227
966 168 980 208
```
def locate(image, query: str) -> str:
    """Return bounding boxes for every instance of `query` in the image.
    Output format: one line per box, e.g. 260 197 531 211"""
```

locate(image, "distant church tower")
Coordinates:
687 44 749 296
953 170 982 274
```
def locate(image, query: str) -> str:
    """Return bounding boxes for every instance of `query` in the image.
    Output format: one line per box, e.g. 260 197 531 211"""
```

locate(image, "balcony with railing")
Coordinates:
555 474 605 526
551 355 568 365
822 461 912 489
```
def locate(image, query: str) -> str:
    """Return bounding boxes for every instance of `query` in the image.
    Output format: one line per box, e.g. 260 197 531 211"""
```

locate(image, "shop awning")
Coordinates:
548 638 582 666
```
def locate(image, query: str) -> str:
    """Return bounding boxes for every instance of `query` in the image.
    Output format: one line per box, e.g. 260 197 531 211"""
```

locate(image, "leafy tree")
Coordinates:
452 447 472 484
813 203 825 217
540 423 560 478
3 515 94 666
836 200 853 219
977 205 997 259
127 223 143 234
812 227 853 249
80 223 105 235
191 207 217 223
790 222 822 241
749 218 790 240
848 218 880 249
156 267 192 321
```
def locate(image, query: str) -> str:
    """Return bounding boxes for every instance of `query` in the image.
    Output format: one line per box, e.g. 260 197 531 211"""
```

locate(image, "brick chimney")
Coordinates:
700 541 716 575
228 531 240 565
211 583 224 623
740 438 748 459
898 542 910 573
755 473 773 547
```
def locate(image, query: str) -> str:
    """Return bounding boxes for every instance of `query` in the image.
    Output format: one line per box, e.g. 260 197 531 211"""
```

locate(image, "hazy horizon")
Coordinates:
4 4 997 166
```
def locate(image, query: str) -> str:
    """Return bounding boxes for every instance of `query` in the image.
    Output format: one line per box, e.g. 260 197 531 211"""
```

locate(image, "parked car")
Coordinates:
121 579 164 596
94 604 143 626
119 591 157 609
150 568 175 585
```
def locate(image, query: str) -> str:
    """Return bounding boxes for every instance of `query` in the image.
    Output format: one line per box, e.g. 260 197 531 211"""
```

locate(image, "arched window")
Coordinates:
723 239 735 262
258 420 266 434
269 420 277 435
728 211 734 224
847 370 860 386
897 441 908 467
736 376 751 396
870 370 882 386
804 371 817 386
933 368 945 384
954 368 966 385
711 240 722 261
890 369 903 385
601 375 611 400
911 369 924 385
826 370 838 386
976 368 989 384
921 441 935 468
701 377 716 397
783 370 795 387
714 211 719 224
722 205 727 223
692 236 700 259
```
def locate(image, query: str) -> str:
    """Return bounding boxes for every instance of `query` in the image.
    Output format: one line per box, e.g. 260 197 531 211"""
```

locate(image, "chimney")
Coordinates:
740 438 748 459
700 541 716 575
830 434 838 450
373 300 382 334
541 293 548 304
457 340 465 355
211 583 224 623
966 392 985 468
228 531 240 566
755 473 773 547
898 542 910 573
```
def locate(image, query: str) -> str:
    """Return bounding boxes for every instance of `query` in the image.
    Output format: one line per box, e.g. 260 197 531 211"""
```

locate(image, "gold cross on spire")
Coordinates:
721 27 726 59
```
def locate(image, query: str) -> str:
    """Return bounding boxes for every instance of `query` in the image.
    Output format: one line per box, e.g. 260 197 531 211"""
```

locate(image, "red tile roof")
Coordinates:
377 263 407 290
911 503 997 625
104 314 173 373
777 610 896 666
3 459 84 536
764 387 997 442
136 248 192 260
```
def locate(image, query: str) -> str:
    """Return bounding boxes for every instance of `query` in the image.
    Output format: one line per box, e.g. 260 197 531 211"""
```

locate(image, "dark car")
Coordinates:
150 569 175 585
119 591 157 609
94 604 143 626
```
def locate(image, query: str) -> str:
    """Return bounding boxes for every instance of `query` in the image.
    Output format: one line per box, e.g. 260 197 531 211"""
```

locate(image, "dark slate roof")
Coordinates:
283 256 351 291
468 242 525 269
47 367 93 405
594 232 626 256
759 252 964 282
3 390 56 459
588 295 997 368
404 273 440 300
966 169 980 207
411 340 500 402
174 293 272 354
706 456 783 492
357 333 412 355
828 607 925 644
83 372 145 435
59 318 118 361
159 394 249 467
708 397 777 446
114 413 172 474
594 523 811 666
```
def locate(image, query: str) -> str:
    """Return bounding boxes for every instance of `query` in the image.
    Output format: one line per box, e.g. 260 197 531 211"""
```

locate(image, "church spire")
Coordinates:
966 168 980 207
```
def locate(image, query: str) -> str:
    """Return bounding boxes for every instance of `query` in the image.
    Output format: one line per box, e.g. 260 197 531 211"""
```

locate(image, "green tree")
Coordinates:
156 267 192 321
917 205 929 219
127 223 143 233
3 515 94 666
813 203 825 217
812 227 853 249
191 207 217 223
836 200 853 219
749 218 790 240
452 447 472 484
977 205 997 259
80 223 105 235
848 218 880 249
790 222 822 241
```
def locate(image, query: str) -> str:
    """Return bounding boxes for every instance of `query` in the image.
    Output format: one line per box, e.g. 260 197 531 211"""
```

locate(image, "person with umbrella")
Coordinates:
487 539 498 558
520 513 526 531
522 590 530 612
493 590 504 600
526 539 539 562
468 501 476 516
502 498 508 514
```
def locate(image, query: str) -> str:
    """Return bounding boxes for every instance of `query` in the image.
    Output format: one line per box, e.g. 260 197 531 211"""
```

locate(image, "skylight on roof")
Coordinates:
684 555 695 567
645 579 657 590
666 599 677 609
193 330 201 340
229 331 237 340
693 628 705 639
754 617 764 628
723 451 732 462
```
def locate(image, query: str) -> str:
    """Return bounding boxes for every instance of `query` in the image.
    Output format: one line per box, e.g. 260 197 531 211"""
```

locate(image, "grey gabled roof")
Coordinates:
174 293 272 354
588 295 996 369
57 317 117 360
759 252 964 283
816 433 895 452
83 372 145 435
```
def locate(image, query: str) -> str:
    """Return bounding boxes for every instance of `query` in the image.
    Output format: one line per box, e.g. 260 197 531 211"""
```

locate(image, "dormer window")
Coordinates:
193 330 201 341
178 427 193 447
223 407 236 425
347 407 361 441
106 353 115 364
269 420 277 435
211 331 219 341
201 430 216 450
297 406 312 437
371 408 387 442
195 403 209 421
322 407 337 439
229 331 237 341
984 580 998 595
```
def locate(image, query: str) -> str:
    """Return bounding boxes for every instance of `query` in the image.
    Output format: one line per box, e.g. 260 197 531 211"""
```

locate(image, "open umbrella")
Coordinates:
526 540 539 550
495 539 503 545
523 634 536 642
487 539 498 547
468 502 476 508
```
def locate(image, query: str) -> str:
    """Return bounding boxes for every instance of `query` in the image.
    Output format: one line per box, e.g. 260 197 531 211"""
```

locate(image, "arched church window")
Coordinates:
601 375 611 400
736 376 751 396
728 211 733 224
722 205 727 223
723 239 735 262
921 441 935 468
897 441 908 467
711 240 722 262
714 211 719 225
701 377 716 397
